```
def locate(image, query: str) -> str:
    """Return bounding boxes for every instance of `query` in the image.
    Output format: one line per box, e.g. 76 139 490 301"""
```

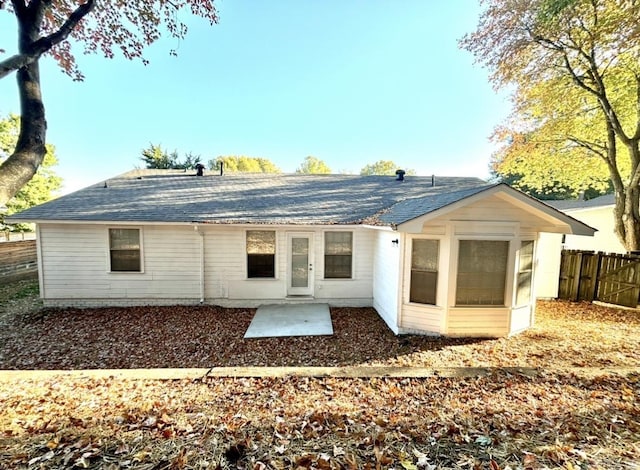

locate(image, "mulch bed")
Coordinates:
0 293 639 370
0 305 481 370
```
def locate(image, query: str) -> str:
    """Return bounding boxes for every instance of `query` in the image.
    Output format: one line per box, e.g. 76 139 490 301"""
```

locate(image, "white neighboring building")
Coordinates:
535 194 623 298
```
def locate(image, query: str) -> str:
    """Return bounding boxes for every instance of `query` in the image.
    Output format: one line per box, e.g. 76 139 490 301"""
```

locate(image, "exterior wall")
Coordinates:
372 229 401 333
39 224 201 302
398 194 543 337
446 308 510 337
509 305 533 334
38 223 374 307
203 226 374 306
398 226 450 335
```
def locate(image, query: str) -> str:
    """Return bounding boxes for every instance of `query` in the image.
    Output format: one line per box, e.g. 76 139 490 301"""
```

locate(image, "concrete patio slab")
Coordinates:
244 303 333 338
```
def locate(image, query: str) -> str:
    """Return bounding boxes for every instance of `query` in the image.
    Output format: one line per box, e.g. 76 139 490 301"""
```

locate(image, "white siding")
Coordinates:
39 224 376 307
428 194 554 228
372 230 401 333
399 305 442 335
446 308 510 337
510 305 533 334
315 229 374 304
40 224 200 301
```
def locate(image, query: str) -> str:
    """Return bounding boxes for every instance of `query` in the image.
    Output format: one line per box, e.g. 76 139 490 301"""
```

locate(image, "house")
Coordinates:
7 169 595 337
535 194 621 298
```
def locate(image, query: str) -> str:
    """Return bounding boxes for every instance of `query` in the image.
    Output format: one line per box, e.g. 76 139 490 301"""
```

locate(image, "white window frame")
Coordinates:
107 227 144 273
245 229 278 279
408 237 440 306
323 230 354 280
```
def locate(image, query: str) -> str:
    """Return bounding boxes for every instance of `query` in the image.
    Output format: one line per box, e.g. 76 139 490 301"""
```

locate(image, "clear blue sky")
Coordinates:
0 1 510 194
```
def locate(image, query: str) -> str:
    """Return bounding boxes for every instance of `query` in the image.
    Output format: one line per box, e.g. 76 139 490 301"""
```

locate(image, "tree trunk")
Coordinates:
0 60 47 207
619 140 640 251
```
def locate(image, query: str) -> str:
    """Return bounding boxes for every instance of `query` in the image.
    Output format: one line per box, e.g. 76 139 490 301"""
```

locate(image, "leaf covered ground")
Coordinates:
1 371 638 469
0 280 639 370
0 280 639 468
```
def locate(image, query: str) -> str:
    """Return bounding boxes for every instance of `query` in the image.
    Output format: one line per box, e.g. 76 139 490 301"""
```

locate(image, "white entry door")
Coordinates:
287 233 314 296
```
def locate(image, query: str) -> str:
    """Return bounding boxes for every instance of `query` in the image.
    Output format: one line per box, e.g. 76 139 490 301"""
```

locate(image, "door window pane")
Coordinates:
325 232 353 278
456 240 508 306
410 239 439 305
247 231 276 278
109 228 141 272
291 237 309 287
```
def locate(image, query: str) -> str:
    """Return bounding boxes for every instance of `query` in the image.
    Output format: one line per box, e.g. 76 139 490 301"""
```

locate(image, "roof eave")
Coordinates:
395 184 597 236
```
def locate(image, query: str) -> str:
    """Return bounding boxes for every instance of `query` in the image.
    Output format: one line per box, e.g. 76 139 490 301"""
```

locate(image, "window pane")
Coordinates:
110 250 141 272
516 240 534 306
325 232 352 255
325 232 352 278
247 231 276 254
456 240 508 306
291 237 309 287
247 254 275 278
109 229 141 272
325 255 352 278
410 239 439 305
411 239 439 271
410 271 438 304
109 229 139 250
247 231 276 277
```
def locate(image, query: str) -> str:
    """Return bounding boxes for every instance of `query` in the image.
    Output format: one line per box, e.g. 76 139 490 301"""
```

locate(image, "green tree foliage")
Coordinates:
360 160 416 176
0 1 219 206
208 156 281 173
296 156 332 174
140 144 201 170
461 0 640 249
1 115 62 231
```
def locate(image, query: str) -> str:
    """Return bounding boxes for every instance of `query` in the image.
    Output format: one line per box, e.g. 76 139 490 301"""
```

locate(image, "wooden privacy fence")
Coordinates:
0 240 38 283
558 249 640 308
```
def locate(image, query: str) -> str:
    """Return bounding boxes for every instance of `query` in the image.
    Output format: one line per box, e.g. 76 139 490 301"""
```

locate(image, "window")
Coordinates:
247 230 276 278
410 239 439 305
516 240 534 306
325 231 352 278
109 228 141 272
456 240 509 306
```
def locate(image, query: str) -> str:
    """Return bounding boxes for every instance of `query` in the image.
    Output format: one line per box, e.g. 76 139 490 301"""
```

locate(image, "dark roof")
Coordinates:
9 170 490 225
545 193 615 211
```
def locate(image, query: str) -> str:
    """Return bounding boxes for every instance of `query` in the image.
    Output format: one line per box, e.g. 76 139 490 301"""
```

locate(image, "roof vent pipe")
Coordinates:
219 161 224 176
195 163 205 176
395 169 406 181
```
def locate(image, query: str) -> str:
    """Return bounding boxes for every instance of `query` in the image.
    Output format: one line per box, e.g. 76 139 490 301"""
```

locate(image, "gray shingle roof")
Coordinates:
545 193 615 211
8 170 490 226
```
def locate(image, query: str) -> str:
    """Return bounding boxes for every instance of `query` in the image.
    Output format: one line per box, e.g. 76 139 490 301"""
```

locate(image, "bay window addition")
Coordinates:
109 228 142 272
324 232 352 279
456 240 509 306
247 230 276 278
516 240 534 306
409 239 439 305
